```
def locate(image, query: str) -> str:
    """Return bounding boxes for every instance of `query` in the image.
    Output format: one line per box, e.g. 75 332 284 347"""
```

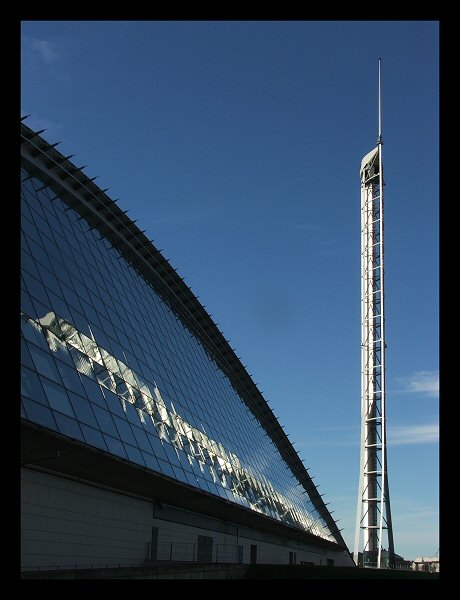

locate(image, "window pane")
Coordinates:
22 397 57 430
131 426 152 452
21 315 49 350
120 398 142 426
80 374 107 409
162 441 180 466
92 405 119 437
21 289 37 319
21 366 48 405
40 377 75 417
172 466 189 484
21 400 27 419
102 388 125 418
69 346 95 380
28 344 62 383
46 290 74 323
140 412 157 435
103 434 127 458
53 412 84 442
146 433 168 461
80 424 108 451
112 415 137 445
55 359 86 396
68 392 98 427
124 444 145 466
141 452 160 472
21 338 35 369
94 362 115 392
157 459 175 479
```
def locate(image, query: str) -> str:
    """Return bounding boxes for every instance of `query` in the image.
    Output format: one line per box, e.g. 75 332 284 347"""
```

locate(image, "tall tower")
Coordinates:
353 60 395 569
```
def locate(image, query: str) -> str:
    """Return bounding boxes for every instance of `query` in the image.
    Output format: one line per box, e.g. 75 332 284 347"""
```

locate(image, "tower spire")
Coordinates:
378 58 383 144
353 59 395 569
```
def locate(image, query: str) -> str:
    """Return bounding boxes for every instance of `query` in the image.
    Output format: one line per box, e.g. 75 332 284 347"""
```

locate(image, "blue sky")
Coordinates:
21 20 439 562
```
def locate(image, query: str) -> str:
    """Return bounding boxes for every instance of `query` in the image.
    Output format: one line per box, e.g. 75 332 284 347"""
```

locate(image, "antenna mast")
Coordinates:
353 59 395 569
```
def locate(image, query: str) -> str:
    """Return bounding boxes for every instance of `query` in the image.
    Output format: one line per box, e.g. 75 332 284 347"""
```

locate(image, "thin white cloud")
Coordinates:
22 36 58 64
388 423 439 446
396 370 439 398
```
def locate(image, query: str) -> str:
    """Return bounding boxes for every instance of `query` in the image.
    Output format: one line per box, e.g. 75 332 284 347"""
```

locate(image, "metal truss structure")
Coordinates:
353 60 395 569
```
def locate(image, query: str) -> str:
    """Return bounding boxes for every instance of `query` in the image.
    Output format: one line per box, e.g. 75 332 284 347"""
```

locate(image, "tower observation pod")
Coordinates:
353 60 395 569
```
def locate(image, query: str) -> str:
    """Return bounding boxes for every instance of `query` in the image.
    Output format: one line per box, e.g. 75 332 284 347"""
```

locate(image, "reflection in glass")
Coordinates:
21 294 333 539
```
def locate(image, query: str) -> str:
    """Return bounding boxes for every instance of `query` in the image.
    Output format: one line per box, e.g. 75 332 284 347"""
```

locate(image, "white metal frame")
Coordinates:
353 60 395 569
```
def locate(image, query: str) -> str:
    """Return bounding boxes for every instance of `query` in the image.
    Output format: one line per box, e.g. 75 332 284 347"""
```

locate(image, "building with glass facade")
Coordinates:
20 121 354 572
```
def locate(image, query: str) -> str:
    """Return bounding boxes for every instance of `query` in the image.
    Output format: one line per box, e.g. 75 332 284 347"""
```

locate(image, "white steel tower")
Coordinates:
353 60 395 569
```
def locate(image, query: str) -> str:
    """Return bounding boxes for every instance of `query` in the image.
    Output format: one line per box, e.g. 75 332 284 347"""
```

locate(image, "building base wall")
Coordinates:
21 467 353 572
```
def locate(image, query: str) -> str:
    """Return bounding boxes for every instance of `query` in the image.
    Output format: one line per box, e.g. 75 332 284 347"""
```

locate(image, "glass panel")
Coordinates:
21 314 49 351
28 343 62 384
146 433 168 461
39 266 61 296
40 377 75 417
185 471 199 488
89 324 110 353
21 366 48 405
21 289 37 319
53 412 84 442
123 444 146 466
91 405 119 437
172 466 189 484
20 167 338 541
21 247 39 277
102 388 125 418
22 397 57 430
113 374 131 402
31 300 55 326
112 415 137 445
21 400 28 419
131 387 146 411
129 426 151 452
120 397 142 426
69 345 95 380
80 374 107 409
79 332 103 364
80 424 108 451
46 290 74 324
103 434 128 458
21 338 35 369
55 359 86 396
157 459 175 479
93 362 115 391
68 392 99 427
25 237 51 270
162 441 180 467
100 348 121 377
141 451 160 472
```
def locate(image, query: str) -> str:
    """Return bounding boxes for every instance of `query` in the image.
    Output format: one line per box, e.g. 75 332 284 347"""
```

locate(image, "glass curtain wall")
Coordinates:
21 166 335 543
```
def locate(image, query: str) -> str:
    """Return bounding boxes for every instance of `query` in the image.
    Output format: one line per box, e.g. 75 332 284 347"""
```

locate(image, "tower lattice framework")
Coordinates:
353 60 395 569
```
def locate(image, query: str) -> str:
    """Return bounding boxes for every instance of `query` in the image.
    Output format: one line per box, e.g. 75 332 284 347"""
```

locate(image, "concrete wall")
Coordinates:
21 467 353 571
21 467 152 570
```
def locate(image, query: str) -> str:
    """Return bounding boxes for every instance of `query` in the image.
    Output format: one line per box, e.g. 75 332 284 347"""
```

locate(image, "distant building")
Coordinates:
412 557 440 573
355 550 410 570
20 122 355 573
394 554 412 571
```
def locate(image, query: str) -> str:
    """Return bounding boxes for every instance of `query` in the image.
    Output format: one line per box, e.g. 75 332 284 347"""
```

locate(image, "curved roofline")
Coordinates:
20 120 348 549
